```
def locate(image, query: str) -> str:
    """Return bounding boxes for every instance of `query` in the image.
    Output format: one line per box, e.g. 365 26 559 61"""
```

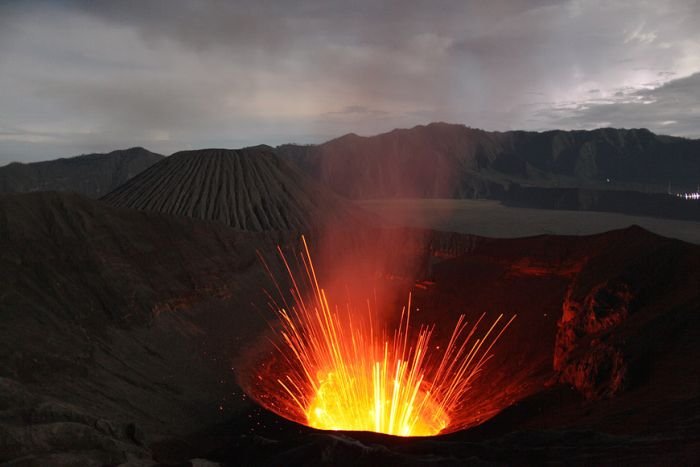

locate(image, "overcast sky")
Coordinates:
1 0 699 163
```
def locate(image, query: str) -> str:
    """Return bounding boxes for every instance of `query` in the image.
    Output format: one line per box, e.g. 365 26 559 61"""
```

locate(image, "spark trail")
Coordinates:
264 236 515 436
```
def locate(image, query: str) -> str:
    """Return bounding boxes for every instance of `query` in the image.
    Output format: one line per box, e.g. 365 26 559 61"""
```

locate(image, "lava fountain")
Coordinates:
244 236 515 437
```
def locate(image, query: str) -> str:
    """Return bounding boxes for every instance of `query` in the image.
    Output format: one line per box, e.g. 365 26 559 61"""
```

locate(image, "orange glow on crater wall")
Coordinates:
261 236 515 437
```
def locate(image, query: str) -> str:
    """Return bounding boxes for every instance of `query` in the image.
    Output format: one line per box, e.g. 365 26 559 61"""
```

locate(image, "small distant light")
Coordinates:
677 191 700 200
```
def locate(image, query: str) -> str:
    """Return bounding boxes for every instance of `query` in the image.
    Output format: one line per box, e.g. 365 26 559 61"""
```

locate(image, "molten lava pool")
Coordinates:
244 237 515 437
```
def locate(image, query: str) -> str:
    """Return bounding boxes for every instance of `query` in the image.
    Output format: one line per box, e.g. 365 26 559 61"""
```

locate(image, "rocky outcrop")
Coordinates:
553 227 699 400
554 266 637 399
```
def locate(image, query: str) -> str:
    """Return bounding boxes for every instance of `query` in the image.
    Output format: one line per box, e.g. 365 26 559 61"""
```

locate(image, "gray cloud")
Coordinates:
0 0 699 163
324 106 388 117
536 72 700 136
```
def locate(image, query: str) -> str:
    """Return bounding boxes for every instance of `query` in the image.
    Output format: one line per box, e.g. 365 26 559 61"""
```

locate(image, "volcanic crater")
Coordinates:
1 152 698 466
212 226 698 465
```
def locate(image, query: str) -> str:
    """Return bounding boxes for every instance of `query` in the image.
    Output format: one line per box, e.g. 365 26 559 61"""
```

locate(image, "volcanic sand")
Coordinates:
356 198 700 244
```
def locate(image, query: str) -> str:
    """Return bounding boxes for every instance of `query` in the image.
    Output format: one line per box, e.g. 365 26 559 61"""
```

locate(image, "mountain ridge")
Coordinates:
4 123 699 204
0 147 164 198
278 122 700 199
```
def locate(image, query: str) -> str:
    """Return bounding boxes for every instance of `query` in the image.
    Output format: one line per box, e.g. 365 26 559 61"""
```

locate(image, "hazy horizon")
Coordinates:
4 121 700 165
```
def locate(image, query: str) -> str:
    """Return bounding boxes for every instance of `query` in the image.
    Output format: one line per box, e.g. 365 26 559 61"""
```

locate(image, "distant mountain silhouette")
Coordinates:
0 147 163 198
278 123 700 199
6 123 699 220
102 145 368 232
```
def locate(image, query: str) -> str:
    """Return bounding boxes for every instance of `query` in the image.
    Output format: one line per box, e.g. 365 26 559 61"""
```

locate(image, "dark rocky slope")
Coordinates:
1 192 698 465
0 192 277 465
102 146 367 232
0 147 163 198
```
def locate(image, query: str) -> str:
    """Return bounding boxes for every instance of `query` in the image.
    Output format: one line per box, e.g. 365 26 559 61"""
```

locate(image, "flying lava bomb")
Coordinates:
242 236 515 436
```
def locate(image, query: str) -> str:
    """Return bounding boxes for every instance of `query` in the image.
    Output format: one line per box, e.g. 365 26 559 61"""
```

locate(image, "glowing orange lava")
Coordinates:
264 236 515 437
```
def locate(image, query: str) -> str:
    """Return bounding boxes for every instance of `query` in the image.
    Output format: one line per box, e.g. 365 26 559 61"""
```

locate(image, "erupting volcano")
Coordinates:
246 237 516 437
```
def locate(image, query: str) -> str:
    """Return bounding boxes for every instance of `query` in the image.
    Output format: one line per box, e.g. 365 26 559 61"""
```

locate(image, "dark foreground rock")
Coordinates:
1 193 698 465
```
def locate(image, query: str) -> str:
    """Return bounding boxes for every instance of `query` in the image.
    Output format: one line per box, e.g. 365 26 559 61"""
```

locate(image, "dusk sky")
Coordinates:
1 0 699 163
